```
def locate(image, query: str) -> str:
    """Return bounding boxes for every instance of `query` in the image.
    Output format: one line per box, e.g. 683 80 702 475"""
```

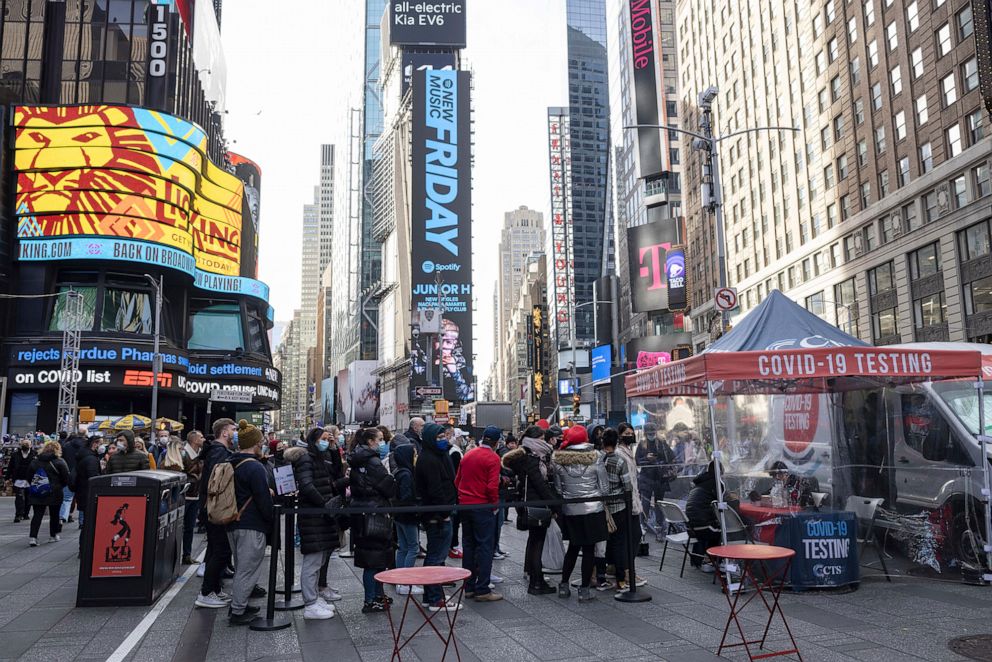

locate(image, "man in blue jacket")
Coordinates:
226 419 274 625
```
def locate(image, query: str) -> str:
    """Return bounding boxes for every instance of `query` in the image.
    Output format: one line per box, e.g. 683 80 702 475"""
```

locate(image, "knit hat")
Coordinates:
535 419 550 430
237 419 263 450
482 426 502 442
560 425 589 449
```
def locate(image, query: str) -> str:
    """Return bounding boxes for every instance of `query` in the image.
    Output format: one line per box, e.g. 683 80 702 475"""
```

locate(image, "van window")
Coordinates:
901 393 972 465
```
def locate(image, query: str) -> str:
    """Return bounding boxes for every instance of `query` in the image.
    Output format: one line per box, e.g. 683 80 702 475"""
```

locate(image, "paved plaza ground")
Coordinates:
0 499 990 662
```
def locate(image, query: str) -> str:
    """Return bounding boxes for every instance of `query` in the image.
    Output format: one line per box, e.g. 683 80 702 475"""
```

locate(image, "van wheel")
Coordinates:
950 507 987 568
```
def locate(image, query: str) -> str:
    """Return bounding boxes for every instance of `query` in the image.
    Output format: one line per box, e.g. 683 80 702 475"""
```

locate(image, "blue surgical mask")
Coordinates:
338 433 345 445
317 439 330 452
377 441 388 459
435 438 450 451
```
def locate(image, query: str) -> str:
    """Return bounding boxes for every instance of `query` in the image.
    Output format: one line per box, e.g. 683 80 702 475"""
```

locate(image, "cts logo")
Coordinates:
422 260 461 273
812 564 844 578
638 242 670 290
123 370 173 388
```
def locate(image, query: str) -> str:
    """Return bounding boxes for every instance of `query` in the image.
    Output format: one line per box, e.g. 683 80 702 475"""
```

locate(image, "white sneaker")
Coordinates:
215 591 233 602
303 602 335 620
50 535 60 543
316 597 336 612
410 585 424 595
700 562 716 574
196 562 206 578
319 587 342 602
396 585 411 595
493 551 508 560
29 538 38 547
427 599 464 613
194 593 228 608
490 574 504 584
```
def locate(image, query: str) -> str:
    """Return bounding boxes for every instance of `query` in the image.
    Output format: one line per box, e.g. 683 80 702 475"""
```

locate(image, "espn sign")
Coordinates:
123 370 173 388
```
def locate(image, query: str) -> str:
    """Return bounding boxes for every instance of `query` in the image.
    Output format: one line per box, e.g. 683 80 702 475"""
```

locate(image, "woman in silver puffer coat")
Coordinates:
551 426 609 602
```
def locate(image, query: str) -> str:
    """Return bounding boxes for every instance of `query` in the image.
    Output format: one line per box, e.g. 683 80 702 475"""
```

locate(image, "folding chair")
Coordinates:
844 495 891 582
657 500 697 577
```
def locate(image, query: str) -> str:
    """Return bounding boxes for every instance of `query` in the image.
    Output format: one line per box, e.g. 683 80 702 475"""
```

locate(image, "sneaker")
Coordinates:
215 591 233 603
28 538 38 547
569 578 581 588
700 562 716 574
409 585 423 595
50 535 60 543
229 605 260 617
634 575 647 587
558 582 571 599
577 586 594 603
528 583 556 595
362 601 387 614
195 593 229 609
316 597 336 613
464 591 475 599
377 595 394 606
492 550 508 560
196 563 206 578
315 587 341 602
395 585 411 595
13 518 20 523
67 515 74 523
490 574 504 584
448 547 463 559
228 611 255 626
182 555 195 565
250 585 266 599
474 591 503 602
339 550 354 558
427 599 463 613
304 602 336 619
616 580 628 592
595 580 616 592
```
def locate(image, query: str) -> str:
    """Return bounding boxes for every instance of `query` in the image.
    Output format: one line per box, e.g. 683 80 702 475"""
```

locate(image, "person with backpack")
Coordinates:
221 420 274 625
73 436 103 553
282 428 345 620
106 430 150 474
27 440 71 546
6 439 36 522
349 427 396 614
195 418 236 609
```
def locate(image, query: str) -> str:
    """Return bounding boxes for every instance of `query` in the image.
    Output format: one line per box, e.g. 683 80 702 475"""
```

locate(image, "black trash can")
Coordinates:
77 470 188 607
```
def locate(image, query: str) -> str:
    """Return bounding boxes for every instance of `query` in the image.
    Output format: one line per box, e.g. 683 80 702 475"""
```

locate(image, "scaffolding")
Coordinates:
55 290 84 435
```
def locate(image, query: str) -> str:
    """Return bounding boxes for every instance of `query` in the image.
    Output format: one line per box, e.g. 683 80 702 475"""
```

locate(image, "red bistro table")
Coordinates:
738 503 803 544
707 545 803 662
375 566 472 661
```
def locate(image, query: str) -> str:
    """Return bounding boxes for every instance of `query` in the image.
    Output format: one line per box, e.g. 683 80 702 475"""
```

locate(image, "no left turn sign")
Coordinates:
715 287 738 311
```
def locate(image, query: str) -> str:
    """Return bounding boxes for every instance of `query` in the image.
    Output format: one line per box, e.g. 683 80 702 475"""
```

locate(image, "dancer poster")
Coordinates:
90 495 146 578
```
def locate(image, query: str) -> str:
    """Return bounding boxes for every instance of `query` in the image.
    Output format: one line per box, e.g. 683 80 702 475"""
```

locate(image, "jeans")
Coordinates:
200 522 231 596
30 504 60 539
606 507 629 583
60 488 74 522
494 507 505 553
395 521 420 570
362 568 384 603
182 500 200 558
13 487 29 519
461 509 496 596
524 526 548 587
301 550 329 606
422 519 452 605
227 529 267 615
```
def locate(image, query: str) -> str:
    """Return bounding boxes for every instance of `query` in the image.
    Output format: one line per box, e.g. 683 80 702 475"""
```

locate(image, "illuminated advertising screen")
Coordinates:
591 344 612 384
626 219 681 313
390 0 466 47
627 0 664 178
409 69 474 403
13 105 268 300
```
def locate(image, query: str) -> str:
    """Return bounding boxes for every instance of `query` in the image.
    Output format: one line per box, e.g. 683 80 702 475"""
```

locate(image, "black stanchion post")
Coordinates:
275 497 304 611
616 490 651 603
250 504 292 631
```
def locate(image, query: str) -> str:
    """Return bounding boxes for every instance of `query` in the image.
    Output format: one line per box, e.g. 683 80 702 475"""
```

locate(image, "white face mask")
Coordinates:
116 442 126 451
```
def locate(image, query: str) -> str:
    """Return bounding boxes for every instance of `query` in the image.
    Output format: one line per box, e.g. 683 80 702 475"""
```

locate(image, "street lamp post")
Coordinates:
144 274 163 434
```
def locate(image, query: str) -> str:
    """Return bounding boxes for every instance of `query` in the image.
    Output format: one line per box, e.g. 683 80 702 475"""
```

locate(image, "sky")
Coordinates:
222 0 566 384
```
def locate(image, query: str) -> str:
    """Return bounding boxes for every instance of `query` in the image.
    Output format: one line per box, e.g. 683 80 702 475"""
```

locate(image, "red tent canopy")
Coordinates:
626 346 984 398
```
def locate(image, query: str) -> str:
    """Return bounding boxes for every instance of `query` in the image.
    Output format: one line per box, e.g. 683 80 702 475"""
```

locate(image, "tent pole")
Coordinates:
708 381 729 547
975 375 992 581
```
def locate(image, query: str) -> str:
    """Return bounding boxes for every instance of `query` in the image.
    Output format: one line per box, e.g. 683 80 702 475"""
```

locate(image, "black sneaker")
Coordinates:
377 595 393 606
13 518 20 523
228 611 256 626
250 585 266 599
362 601 386 614
228 605 260 617
182 555 195 565
528 583 556 596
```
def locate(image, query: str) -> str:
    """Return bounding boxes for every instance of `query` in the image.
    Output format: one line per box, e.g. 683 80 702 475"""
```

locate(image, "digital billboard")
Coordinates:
390 0 466 47
547 108 574 347
401 51 457 96
626 219 683 313
627 0 665 178
13 105 268 299
591 344 612 384
409 69 474 403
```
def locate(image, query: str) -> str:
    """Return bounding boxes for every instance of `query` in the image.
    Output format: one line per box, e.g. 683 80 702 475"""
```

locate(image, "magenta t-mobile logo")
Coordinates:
638 242 670 290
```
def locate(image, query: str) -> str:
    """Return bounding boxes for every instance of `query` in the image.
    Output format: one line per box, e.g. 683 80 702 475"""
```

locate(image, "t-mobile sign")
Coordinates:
628 0 663 178
627 220 682 313
390 1 466 47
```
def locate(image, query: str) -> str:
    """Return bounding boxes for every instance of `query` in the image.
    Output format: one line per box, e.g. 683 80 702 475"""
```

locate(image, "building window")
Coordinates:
919 142 933 173
818 88 828 112
951 174 968 208
49 285 98 332
816 51 827 76
958 5 974 40
915 94 929 124
968 109 986 144
868 39 879 67
869 261 895 294
814 14 824 38
946 124 962 157
905 201 921 231
924 189 939 222
975 164 991 198
802 258 812 281
826 0 836 23
806 291 826 317
964 275 992 316
894 111 906 140
824 164 836 189
849 16 858 43
898 156 911 186
865 0 875 27
831 76 842 102
189 301 245 351
959 220 991 262
835 278 859 335
906 1 919 32
821 127 832 151
962 58 978 92
838 154 849 180
828 203 838 227
886 22 898 50
828 37 839 62
841 195 853 220
911 47 924 79
890 65 903 95
834 115 845 140
879 170 890 197
870 308 895 343
875 126 887 154
914 292 946 329
909 242 940 279
936 23 952 57
860 182 872 208
871 83 883 110
844 234 859 261
865 223 879 252
832 243 843 267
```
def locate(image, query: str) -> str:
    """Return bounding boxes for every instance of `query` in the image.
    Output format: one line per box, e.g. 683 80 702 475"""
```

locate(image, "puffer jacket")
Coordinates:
106 449 150 474
284 444 340 555
551 443 609 517
349 445 397 569
684 462 722 530
502 444 559 529
27 452 71 507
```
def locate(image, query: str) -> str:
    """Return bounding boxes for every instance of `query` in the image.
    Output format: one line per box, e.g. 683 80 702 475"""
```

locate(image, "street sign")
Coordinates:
210 389 253 404
414 386 443 399
714 287 739 312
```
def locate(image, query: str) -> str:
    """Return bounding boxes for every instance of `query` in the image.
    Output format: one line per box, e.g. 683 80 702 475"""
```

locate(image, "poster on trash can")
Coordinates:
91 495 146 578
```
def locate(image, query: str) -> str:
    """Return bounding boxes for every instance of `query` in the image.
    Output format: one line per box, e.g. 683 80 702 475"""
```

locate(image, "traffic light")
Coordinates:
572 393 580 417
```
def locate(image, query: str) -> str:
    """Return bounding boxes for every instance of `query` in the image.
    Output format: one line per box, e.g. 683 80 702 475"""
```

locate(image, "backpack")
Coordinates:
28 463 55 499
206 458 256 525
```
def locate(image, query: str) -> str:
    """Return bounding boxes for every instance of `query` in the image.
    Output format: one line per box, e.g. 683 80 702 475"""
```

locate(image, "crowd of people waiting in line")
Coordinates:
3 416 729 625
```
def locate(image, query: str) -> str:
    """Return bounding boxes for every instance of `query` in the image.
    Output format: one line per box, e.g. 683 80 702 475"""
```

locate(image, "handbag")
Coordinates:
604 507 618 534
362 510 393 542
523 475 552 528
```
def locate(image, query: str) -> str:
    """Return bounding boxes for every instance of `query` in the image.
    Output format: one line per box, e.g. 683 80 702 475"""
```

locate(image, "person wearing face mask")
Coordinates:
413 423 461 613
194 418 236 609
6 439 37 522
283 427 344 619
106 430 150 474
